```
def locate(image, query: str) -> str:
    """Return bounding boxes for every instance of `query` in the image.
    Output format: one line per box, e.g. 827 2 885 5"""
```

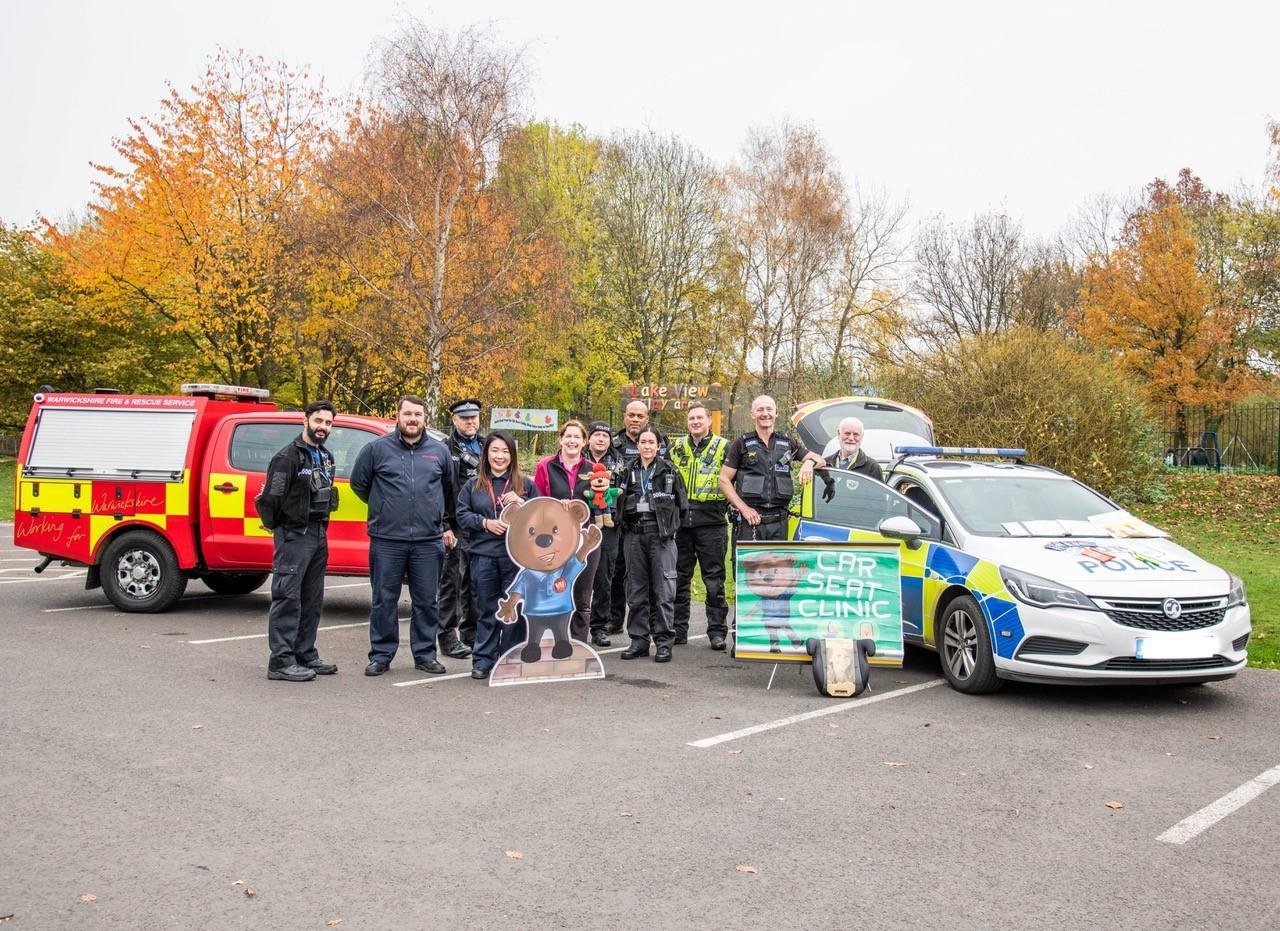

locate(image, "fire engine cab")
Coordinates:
11 384 411 612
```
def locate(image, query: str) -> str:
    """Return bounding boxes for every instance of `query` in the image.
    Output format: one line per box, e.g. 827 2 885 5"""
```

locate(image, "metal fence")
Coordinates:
0 434 18 457
1160 404 1280 475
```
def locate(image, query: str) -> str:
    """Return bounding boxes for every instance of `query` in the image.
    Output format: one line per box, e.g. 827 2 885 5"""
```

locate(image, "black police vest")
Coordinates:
734 433 794 508
450 432 484 483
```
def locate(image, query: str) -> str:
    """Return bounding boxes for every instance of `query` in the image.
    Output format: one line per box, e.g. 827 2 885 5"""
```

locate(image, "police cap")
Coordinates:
449 398 482 417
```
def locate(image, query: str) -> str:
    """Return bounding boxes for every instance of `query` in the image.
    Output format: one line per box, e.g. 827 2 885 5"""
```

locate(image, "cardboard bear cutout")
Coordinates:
491 497 605 686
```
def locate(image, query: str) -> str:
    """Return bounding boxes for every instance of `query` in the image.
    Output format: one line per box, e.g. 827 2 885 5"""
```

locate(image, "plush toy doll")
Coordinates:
582 461 620 528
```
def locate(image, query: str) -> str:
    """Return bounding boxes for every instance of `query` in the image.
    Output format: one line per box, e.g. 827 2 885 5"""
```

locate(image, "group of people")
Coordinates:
255 393 882 682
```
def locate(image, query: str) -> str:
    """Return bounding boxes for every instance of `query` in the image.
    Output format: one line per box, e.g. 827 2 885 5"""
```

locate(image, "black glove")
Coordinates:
821 476 837 503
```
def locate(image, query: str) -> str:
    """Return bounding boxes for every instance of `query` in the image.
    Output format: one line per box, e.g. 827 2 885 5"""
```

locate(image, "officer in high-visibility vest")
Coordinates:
670 403 730 651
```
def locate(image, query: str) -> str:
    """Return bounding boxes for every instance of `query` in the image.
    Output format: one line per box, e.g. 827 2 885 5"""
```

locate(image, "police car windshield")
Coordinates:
935 476 1119 537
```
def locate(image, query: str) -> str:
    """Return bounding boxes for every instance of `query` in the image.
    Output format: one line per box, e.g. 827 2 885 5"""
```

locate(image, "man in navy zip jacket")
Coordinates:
350 395 457 676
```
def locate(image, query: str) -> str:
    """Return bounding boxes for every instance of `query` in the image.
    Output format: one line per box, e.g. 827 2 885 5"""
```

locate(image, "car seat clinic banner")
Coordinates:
733 541 904 667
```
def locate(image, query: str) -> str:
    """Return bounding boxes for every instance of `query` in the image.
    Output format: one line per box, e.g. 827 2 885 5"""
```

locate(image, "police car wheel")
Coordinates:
201 572 269 596
937 593 1002 694
101 530 187 613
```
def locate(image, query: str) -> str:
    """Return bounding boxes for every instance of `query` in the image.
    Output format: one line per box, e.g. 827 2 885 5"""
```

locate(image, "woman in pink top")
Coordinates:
533 420 599 642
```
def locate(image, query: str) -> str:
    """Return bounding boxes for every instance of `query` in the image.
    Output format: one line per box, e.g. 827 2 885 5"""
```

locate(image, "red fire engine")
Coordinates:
11 384 427 612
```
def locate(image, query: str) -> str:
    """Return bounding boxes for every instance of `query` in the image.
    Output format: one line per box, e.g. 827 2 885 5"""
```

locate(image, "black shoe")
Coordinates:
439 635 472 659
620 644 649 660
673 632 688 645
471 667 489 680
654 646 673 663
709 636 726 651
304 660 338 675
605 623 624 635
364 661 390 676
268 664 316 682
414 659 447 675
591 629 611 647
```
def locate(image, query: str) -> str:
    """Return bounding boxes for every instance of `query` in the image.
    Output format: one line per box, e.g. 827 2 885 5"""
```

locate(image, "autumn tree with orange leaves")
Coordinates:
50 50 331 392
1077 193 1256 435
315 22 543 417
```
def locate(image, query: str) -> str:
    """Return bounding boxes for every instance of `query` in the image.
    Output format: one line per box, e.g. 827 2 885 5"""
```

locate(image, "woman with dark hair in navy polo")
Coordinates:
456 431 539 679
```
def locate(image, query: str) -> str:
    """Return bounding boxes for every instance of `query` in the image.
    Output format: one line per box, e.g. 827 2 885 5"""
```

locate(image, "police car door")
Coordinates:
791 471 942 643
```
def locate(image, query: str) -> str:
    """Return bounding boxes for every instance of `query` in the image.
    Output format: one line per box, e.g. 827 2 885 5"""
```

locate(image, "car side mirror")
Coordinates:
878 515 924 550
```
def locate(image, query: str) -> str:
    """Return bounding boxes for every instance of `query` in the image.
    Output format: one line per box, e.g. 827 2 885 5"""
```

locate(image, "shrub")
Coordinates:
874 327 1159 503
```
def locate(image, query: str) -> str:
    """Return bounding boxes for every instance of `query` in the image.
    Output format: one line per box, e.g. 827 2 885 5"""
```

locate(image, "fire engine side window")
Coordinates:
229 424 299 473
326 427 379 480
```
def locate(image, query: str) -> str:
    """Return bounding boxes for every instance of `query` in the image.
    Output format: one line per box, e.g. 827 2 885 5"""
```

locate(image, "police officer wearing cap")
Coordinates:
439 397 485 659
719 394 825 547
670 403 730 650
584 420 626 647
255 399 340 682
609 400 668 634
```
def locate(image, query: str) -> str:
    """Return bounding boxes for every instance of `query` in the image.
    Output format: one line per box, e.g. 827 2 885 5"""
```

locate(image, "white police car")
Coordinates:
789 447 1251 693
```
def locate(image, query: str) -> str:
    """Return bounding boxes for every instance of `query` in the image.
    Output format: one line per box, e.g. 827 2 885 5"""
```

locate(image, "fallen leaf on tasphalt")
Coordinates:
1105 801 1124 810
326 919 344 926
191 724 204 730
726 749 742 755
828 723 840 729
232 880 244 886
735 865 759 874
885 761 907 767
80 894 97 903
139 644 152 650
1207 735 1223 741
0 914 15 921
504 851 523 860
243 887 255 898
1083 764 1094 770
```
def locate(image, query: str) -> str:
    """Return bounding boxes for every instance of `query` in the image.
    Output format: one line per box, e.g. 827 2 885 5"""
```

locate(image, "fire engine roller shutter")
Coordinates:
26 408 195 480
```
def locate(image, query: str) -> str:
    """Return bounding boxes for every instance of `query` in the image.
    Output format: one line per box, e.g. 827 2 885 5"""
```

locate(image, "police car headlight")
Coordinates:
999 567 1097 611
1226 573 1247 607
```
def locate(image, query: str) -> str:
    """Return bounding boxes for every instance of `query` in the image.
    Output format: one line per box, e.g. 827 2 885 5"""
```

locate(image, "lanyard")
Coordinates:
638 462 655 498
487 475 506 515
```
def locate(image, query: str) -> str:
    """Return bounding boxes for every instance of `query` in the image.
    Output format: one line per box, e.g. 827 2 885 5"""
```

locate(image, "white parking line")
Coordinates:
187 620 375 645
391 634 710 687
1157 764 1280 845
687 679 946 748
0 572 84 585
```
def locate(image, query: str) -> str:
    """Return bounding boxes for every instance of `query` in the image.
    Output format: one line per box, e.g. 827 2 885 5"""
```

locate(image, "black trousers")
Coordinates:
439 536 477 643
623 524 677 649
267 523 328 670
609 526 628 630
590 524 620 634
674 522 729 639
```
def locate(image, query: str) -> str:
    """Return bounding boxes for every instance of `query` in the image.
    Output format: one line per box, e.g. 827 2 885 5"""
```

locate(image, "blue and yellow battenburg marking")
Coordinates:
790 483 1024 657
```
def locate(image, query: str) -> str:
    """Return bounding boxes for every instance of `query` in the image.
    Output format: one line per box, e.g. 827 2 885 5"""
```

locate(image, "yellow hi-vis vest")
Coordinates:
671 434 728 503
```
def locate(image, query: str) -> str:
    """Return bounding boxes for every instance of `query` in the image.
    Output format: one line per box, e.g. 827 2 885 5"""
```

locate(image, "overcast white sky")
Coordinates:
2 1 1276 238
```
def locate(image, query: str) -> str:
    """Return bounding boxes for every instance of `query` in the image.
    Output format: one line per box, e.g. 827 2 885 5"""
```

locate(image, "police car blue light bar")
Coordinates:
894 445 1028 458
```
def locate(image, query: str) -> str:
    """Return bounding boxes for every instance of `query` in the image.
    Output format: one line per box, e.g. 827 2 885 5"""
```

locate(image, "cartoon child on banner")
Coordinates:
737 550 811 655
492 497 605 685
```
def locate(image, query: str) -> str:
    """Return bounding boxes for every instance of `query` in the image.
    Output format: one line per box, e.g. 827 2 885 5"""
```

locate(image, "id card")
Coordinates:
636 500 651 513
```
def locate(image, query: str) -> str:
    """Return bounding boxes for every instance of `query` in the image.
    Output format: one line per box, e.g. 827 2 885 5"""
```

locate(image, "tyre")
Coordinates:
201 572 269 596
937 593 1002 694
100 530 187 613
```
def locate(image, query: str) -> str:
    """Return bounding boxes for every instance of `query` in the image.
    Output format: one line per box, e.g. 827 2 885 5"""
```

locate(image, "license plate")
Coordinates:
1134 635 1216 660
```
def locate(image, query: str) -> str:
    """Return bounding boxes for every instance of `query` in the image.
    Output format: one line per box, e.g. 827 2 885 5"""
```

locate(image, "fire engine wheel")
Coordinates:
201 572 270 596
101 531 187 613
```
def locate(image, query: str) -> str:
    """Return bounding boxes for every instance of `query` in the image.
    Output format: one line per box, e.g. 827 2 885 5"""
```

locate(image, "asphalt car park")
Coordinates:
3 527 1280 928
